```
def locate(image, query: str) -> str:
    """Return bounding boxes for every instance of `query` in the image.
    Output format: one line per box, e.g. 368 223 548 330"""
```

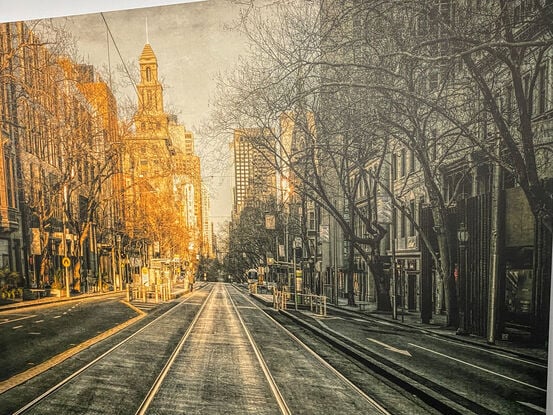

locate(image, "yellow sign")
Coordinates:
62 257 71 267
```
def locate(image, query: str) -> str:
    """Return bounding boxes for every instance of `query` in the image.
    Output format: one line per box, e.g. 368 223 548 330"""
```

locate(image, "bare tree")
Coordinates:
209 1 394 308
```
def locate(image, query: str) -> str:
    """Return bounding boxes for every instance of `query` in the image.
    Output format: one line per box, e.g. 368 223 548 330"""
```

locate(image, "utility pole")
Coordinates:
332 211 338 306
390 165 397 320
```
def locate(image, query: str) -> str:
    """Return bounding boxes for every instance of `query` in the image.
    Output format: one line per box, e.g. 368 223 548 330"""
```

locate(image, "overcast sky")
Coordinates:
1 0 247 229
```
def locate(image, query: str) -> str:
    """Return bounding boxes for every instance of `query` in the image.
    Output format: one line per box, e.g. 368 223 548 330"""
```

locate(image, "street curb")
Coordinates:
0 291 122 312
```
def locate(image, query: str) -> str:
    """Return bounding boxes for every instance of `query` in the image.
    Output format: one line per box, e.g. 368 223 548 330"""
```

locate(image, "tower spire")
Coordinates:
145 17 149 43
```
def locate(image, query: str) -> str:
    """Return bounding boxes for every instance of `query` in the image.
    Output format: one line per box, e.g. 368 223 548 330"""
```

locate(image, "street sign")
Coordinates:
62 257 71 267
265 213 275 230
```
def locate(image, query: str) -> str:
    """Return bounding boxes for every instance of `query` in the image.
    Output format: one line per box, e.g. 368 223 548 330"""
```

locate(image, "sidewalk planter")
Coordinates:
0 287 23 300
50 289 61 297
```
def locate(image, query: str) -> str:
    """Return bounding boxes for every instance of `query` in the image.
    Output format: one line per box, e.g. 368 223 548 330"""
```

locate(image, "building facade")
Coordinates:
0 23 210 298
0 21 121 294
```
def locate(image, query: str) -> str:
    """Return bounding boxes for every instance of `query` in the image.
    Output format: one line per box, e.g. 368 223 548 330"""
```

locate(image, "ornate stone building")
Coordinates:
123 42 205 278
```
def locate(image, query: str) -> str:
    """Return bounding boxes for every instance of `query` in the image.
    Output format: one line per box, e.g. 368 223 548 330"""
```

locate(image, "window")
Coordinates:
146 67 151 82
392 154 397 180
537 64 547 115
415 13 428 36
4 156 15 208
410 149 416 173
439 0 453 24
524 73 532 116
400 210 406 238
430 129 437 161
429 71 439 91
308 209 316 231
409 200 416 236
513 0 538 26
504 85 513 123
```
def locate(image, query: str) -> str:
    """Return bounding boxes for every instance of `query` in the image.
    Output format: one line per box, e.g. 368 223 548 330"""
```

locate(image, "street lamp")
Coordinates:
457 222 469 335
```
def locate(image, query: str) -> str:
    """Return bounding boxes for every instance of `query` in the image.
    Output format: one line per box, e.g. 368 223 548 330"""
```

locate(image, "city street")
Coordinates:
1 284 392 414
0 2 551 413
290 307 548 414
0 294 137 385
0 283 547 414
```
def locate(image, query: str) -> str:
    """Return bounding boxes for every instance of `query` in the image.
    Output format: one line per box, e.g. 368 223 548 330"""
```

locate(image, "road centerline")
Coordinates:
0 315 36 325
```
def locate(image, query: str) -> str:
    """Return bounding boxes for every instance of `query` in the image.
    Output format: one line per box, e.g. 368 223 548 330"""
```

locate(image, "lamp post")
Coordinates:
457 222 469 335
62 183 70 298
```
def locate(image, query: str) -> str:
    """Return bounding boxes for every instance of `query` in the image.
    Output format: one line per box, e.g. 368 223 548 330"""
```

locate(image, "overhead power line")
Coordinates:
100 12 139 99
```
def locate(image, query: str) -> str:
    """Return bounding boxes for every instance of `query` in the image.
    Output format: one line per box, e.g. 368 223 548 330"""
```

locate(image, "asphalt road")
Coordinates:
0 284 547 414
1 284 391 414
0 294 137 382
298 309 548 414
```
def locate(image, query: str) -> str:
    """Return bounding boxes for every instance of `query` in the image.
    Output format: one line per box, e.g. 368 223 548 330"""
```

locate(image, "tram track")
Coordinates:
229 286 392 415
5 282 510 414
226 285 292 415
11 285 214 415
273 306 502 415
137 283 292 414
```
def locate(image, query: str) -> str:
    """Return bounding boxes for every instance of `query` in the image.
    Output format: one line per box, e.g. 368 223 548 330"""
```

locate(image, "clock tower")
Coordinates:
135 43 168 136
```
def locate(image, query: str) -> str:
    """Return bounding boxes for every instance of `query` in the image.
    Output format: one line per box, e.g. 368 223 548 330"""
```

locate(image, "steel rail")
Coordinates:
135 286 215 414
225 285 292 415
230 285 391 415
279 308 497 415
13 285 211 415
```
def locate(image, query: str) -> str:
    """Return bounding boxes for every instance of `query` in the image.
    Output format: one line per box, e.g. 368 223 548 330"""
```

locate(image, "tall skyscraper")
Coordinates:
232 128 277 216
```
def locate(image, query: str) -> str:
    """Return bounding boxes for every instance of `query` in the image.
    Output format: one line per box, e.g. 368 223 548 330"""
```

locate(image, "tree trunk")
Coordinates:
347 238 356 306
368 258 392 311
434 212 458 327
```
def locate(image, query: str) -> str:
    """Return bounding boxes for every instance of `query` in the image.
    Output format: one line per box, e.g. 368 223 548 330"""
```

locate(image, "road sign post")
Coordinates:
62 257 71 268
